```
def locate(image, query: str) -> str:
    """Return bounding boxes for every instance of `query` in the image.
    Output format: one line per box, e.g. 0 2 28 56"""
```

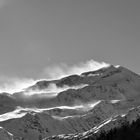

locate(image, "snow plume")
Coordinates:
0 76 35 94
73 100 101 111
0 107 27 122
42 60 110 80
0 60 109 94
0 76 87 96
24 83 88 97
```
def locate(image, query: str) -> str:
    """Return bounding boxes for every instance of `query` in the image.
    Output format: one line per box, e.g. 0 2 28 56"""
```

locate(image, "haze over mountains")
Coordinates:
0 63 140 139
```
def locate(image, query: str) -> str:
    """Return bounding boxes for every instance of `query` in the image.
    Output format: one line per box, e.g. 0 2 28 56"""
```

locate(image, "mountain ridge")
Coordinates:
0 65 140 139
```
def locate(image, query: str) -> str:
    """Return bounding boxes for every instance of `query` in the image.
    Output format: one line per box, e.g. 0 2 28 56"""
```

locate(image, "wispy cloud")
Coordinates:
42 60 110 80
0 60 110 94
0 76 35 94
24 83 87 97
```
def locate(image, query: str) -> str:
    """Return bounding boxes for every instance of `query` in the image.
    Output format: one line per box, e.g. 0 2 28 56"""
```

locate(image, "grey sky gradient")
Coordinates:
0 0 140 79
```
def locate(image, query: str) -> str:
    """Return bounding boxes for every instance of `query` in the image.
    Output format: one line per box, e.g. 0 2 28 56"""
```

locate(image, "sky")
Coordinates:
0 0 140 80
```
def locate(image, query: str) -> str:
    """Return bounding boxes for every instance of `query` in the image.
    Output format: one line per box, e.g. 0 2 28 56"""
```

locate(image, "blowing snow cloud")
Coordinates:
0 60 110 94
42 60 110 79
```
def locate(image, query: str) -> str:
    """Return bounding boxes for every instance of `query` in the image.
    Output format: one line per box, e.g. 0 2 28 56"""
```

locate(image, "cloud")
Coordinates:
0 60 110 94
0 76 35 94
42 60 110 80
24 83 88 97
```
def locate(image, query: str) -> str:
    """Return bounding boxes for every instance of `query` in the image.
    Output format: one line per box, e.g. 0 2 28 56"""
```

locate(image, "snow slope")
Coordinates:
0 65 140 139
44 105 140 140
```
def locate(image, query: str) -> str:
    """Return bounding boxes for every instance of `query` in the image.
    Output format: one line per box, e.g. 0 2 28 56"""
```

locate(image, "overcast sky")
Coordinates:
0 0 140 79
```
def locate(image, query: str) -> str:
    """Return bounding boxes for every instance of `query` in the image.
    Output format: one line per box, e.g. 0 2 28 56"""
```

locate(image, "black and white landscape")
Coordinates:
0 0 140 140
1 65 140 139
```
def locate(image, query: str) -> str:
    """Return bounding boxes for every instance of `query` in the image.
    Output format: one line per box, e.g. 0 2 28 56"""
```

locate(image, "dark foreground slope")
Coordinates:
96 118 140 140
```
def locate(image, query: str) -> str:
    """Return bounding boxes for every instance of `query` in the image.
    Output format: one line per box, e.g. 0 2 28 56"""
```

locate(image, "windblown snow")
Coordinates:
0 65 140 140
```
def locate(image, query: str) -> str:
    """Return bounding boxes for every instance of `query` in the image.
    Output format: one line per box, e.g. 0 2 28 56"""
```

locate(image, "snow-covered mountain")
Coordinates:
0 65 140 139
44 105 140 140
